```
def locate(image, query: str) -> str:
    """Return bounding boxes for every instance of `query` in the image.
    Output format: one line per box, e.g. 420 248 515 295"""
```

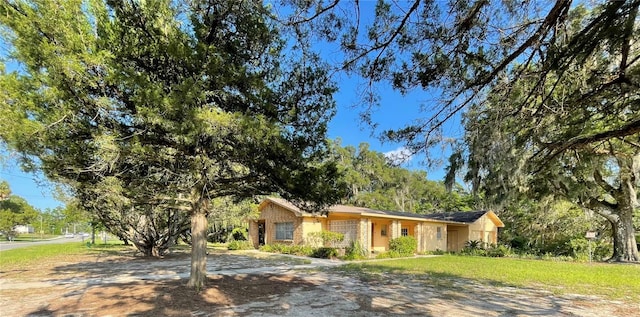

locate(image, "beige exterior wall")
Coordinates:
370 219 391 252
301 217 323 247
400 221 416 237
258 202 303 245
468 214 500 245
447 225 469 251
421 222 447 251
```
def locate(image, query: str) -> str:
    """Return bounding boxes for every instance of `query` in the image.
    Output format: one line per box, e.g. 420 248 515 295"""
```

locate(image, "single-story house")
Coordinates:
248 197 505 253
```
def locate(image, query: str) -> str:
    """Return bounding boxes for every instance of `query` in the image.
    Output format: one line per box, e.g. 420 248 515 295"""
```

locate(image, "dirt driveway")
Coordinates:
0 250 635 316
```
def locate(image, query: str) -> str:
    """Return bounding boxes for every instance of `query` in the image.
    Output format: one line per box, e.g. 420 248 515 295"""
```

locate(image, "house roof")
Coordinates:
260 197 504 227
422 210 504 227
422 211 487 223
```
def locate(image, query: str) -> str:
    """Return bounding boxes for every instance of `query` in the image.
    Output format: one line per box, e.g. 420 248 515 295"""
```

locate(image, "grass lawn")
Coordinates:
339 255 640 301
0 241 132 269
9 233 60 241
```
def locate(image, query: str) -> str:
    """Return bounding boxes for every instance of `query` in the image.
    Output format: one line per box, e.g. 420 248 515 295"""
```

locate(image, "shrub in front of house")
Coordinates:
311 247 338 259
227 240 253 250
461 240 487 256
486 244 510 257
306 230 345 248
343 240 367 260
389 236 417 256
259 243 313 256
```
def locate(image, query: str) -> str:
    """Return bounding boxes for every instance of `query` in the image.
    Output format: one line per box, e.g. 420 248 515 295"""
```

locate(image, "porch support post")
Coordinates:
391 220 401 239
416 223 424 253
358 218 370 253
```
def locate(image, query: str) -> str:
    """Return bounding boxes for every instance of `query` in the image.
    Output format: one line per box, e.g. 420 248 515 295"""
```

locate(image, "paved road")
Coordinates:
0 235 85 252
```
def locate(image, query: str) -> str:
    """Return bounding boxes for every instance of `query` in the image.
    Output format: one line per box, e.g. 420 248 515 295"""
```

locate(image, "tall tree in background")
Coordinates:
0 181 39 239
328 140 472 213
452 5 639 260
0 0 343 289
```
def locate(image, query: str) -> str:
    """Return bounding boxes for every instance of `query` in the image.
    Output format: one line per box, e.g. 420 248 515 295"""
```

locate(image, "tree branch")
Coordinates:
543 117 640 157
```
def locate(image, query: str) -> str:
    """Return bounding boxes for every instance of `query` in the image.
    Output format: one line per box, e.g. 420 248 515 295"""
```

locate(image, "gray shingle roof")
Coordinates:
421 211 488 223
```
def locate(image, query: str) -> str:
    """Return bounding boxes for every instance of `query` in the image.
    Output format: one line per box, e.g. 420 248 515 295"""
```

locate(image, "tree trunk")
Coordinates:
609 211 639 262
187 197 208 290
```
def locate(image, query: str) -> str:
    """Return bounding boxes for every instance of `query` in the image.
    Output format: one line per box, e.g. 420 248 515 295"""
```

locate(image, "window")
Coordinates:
329 220 358 248
401 228 408 236
437 227 442 240
381 224 387 236
275 222 293 240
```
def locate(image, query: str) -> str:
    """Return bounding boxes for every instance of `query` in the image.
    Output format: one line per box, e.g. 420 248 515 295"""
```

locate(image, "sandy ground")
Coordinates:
0 250 636 316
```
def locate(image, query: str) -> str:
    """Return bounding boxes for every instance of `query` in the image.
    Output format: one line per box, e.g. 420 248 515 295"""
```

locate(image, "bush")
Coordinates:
311 247 338 259
344 240 367 260
428 249 446 255
389 236 417 256
307 230 345 247
570 237 613 262
259 243 313 256
486 244 510 257
227 240 253 250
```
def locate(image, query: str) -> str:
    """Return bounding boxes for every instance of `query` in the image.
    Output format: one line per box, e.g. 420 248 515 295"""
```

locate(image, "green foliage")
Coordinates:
0 0 344 287
208 197 256 243
486 245 510 258
343 240 367 260
227 240 254 251
311 247 338 259
328 139 473 213
426 249 447 255
453 8 640 261
569 238 613 262
0 188 39 239
464 240 483 250
389 236 417 256
259 243 314 256
496 199 607 259
461 241 512 258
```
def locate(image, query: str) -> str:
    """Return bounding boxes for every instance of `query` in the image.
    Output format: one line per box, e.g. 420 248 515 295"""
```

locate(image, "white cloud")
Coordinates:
384 147 414 165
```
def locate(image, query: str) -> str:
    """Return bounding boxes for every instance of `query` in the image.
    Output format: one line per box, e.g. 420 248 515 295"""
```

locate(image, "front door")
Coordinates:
258 221 265 246
447 230 458 251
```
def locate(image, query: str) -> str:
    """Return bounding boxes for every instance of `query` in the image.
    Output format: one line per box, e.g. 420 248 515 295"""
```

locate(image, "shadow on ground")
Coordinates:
5 252 630 316
24 274 317 317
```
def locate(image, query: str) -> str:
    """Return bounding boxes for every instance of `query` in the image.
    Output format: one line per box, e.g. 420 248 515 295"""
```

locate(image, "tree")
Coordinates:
0 180 10 200
0 181 39 239
0 0 343 289
453 23 639 261
327 140 473 213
